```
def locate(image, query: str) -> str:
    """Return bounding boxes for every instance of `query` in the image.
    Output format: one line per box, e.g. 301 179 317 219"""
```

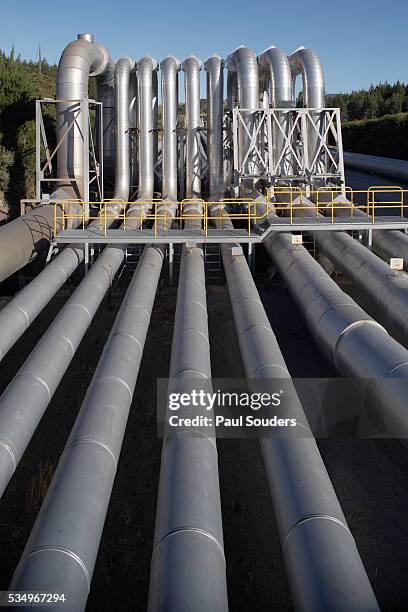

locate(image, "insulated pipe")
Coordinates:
0 56 134 361
113 57 134 202
258 47 293 173
56 34 115 198
328 194 408 273
204 55 224 200
314 229 408 345
288 46 325 167
152 69 160 191
0 243 126 497
9 245 165 611
148 246 228 612
0 207 61 282
129 67 138 191
182 56 202 199
136 56 157 201
160 56 180 202
0 34 115 282
262 225 408 438
221 244 379 612
343 151 408 184
371 228 408 272
226 46 259 194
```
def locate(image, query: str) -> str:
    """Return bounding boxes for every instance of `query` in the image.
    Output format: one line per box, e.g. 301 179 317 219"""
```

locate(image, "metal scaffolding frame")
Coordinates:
231 107 345 189
35 98 104 210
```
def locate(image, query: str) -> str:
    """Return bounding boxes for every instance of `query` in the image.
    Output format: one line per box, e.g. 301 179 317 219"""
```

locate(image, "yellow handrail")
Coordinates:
53 187 408 239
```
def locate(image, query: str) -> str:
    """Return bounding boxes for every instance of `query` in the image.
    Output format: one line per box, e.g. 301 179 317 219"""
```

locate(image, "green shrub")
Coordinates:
0 142 14 192
341 113 408 160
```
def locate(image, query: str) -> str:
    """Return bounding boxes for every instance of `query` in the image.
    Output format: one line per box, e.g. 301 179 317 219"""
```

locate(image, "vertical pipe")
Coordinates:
129 67 138 192
160 56 180 202
288 46 325 170
136 56 157 201
257 46 293 174
0 56 134 362
56 34 115 199
113 57 134 202
226 46 259 194
204 55 224 201
182 56 202 199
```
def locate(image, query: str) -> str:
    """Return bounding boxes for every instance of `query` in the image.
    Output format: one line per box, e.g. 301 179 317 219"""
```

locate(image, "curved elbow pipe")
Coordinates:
56 33 115 199
204 55 225 200
137 56 158 201
288 46 325 108
182 56 202 200
258 46 292 108
288 46 325 172
226 46 259 193
226 46 259 110
160 56 180 202
113 57 134 202
258 46 293 174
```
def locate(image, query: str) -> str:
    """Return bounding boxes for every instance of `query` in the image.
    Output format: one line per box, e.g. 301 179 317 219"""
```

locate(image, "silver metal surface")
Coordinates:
148 246 228 612
9 245 165 611
258 46 293 172
160 56 180 202
56 34 115 199
263 220 408 438
113 57 134 201
136 56 158 200
204 55 224 200
226 46 259 193
288 46 325 171
182 56 202 199
222 242 379 612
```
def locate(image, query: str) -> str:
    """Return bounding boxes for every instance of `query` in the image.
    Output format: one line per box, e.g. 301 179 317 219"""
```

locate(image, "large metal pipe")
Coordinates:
372 228 408 272
129 66 138 192
258 46 293 173
0 56 134 362
0 207 61 282
314 229 408 345
0 34 115 283
0 243 126 497
113 56 134 201
343 150 408 184
160 56 180 202
9 245 165 611
226 46 259 193
182 56 202 199
221 244 379 611
148 60 227 608
56 33 115 198
137 56 157 200
288 46 325 167
263 225 408 438
204 55 224 200
148 246 228 612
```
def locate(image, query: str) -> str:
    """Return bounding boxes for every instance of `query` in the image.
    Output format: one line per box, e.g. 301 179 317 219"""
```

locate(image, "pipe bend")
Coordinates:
288 46 325 108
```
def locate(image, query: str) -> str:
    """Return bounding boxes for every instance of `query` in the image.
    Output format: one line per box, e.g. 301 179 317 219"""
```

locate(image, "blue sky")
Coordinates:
0 0 407 94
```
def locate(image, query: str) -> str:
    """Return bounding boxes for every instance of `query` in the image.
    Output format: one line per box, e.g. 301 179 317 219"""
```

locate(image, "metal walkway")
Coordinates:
54 216 408 245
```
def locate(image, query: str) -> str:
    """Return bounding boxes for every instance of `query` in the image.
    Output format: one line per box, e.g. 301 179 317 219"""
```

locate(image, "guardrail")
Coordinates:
52 187 408 239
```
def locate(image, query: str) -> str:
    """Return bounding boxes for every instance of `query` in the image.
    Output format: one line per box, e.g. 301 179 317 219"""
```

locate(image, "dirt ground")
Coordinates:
0 257 408 611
